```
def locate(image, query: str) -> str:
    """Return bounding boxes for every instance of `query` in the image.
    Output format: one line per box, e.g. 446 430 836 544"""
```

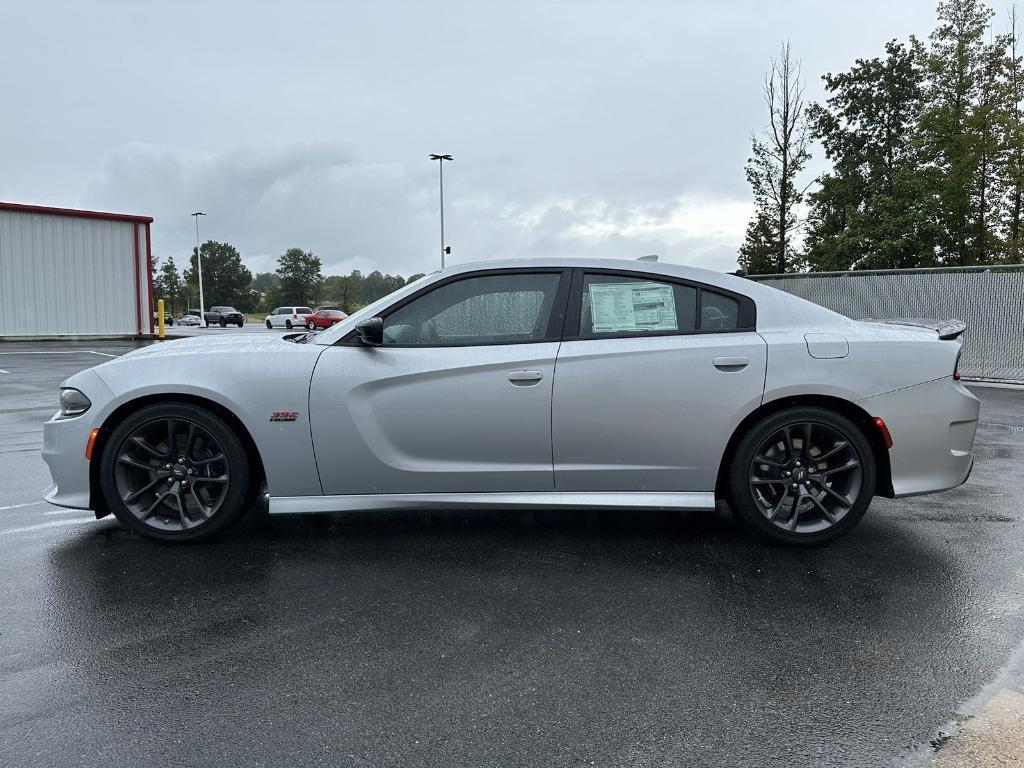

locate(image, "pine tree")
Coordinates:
739 43 811 274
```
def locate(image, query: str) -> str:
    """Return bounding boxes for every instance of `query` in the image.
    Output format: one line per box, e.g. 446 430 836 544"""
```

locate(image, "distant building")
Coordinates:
0 202 154 338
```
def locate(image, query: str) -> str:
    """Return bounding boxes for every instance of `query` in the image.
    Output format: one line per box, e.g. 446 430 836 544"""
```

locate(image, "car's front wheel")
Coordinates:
219 319 226 327
265 320 272 329
99 403 252 543
727 406 876 546
307 321 316 330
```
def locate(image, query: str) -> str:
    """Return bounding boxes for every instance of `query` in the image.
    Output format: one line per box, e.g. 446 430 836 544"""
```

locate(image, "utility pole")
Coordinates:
429 154 453 268
191 212 207 320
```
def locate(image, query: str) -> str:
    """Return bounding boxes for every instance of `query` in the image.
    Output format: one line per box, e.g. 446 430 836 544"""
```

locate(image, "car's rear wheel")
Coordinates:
286 320 293 329
99 403 251 543
727 406 875 546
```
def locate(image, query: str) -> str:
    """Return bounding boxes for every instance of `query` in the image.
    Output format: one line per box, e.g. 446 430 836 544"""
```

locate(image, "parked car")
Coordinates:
178 314 201 327
43 257 979 545
152 311 173 326
315 305 344 312
204 306 245 327
265 306 314 329
305 309 348 329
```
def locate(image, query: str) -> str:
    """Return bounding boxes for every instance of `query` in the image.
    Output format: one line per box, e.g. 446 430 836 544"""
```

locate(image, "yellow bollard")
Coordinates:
157 299 166 339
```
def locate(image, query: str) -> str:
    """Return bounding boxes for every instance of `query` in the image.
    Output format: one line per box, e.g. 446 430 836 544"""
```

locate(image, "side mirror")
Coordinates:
355 317 384 346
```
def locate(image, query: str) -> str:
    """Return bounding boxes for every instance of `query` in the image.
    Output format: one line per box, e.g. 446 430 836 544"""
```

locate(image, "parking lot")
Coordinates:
1 340 1023 767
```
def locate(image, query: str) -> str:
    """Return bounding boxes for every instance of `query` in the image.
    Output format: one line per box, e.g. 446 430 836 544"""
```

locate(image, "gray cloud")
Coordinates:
0 0 973 278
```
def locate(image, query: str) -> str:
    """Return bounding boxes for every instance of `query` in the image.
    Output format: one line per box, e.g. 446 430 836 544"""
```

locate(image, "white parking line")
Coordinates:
2 518 95 535
43 508 92 516
0 501 47 511
0 350 120 356
0 369 9 374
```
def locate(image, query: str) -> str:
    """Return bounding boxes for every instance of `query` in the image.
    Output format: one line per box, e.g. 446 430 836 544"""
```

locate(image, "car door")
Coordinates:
552 269 767 492
309 269 570 495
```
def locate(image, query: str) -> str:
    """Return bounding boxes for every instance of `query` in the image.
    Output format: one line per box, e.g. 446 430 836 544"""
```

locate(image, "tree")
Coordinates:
153 256 185 315
1003 6 1024 260
739 43 812 274
803 39 938 270
184 241 254 312
251 272 279 295
918 0 1000 265
272 248 323 306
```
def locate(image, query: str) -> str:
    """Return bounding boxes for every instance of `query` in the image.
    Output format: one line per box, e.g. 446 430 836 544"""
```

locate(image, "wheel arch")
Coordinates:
715 394 894 501
88 394 267 516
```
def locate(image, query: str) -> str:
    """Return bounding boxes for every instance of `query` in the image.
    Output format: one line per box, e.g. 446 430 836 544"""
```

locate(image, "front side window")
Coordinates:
580 274 697 336
382 272 562 346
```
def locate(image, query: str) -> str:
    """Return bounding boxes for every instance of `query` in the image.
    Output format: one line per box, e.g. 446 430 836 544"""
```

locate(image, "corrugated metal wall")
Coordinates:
0 209 151 337
750 267 1024 383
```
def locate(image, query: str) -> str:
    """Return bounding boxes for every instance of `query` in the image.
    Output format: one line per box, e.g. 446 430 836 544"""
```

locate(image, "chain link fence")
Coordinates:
749 265 1024 383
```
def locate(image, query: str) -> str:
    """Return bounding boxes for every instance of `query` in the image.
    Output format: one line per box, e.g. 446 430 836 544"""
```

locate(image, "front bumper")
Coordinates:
858 377 980 498
41 369 112 510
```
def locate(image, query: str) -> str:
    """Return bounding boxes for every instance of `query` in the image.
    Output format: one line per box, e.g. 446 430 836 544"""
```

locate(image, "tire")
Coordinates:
237 322 244 327
727 406 876 547
307 321 316 330
219 319 226 327
331 320 339 326
205 322 210 327
99 402 252 543
286 320 293 329
266 320 272 329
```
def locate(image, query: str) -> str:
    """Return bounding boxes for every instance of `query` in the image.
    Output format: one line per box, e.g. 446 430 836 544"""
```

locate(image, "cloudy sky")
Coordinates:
0 0 1005 278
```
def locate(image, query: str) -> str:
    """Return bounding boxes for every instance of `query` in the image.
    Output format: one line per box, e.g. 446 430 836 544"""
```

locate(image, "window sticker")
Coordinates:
589 282 677 333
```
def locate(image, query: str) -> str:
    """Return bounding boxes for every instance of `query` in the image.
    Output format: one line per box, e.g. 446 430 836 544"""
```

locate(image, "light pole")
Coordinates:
429 154 453 268
191 212 207 320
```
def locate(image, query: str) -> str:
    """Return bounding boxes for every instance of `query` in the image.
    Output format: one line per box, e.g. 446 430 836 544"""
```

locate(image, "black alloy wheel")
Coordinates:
728 406 876 546
100 403 251 542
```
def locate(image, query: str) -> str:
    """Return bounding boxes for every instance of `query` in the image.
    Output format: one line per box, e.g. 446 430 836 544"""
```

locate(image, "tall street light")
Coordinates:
429 154 453 268
191 212 207 320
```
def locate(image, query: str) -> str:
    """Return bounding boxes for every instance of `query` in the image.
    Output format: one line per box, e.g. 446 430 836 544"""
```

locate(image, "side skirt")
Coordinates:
268 491 717 516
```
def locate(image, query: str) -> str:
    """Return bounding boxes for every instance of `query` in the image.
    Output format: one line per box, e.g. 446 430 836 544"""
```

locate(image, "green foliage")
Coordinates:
804 39 939 270
270 248 323 307
153 256 186 315
798 0 1024 270
184 241 254 312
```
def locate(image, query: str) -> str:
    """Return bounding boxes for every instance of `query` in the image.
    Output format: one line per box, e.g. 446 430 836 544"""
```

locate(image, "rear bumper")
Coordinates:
857 377 980 498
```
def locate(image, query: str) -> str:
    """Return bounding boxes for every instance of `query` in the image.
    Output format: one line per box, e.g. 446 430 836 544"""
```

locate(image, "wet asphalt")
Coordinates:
1 340 1023 768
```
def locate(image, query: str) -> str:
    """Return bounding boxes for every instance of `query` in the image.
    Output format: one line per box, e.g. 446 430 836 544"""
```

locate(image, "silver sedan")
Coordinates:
42 257 979 545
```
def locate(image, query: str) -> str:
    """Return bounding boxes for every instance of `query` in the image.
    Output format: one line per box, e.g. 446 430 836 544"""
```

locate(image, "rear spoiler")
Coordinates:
862 318 967 341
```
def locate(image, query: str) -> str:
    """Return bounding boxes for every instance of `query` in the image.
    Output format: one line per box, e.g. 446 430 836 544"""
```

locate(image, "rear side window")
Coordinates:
701 291 739 330
579 274 697 336
298 307 314 314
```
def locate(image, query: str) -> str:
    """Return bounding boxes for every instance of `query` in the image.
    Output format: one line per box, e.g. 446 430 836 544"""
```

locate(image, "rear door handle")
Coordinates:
713 356 749 370
507 370 544 385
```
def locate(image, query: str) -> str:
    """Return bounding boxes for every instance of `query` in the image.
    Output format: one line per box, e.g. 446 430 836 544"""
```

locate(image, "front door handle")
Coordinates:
507 370 544 385
713 356 749 370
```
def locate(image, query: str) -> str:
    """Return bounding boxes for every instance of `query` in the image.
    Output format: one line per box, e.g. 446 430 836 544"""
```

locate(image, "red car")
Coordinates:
305 309 348 329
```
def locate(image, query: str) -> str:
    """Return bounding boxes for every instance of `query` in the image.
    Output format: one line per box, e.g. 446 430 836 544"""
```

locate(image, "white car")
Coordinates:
265 306 314 329
42 257 979 545
178 315 201 326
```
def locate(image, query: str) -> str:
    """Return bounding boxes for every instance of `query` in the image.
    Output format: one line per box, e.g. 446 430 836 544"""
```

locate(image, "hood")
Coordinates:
104 333 295 364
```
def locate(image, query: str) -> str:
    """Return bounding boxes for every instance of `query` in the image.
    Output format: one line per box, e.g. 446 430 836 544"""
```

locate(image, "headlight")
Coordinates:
59 388 91 418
